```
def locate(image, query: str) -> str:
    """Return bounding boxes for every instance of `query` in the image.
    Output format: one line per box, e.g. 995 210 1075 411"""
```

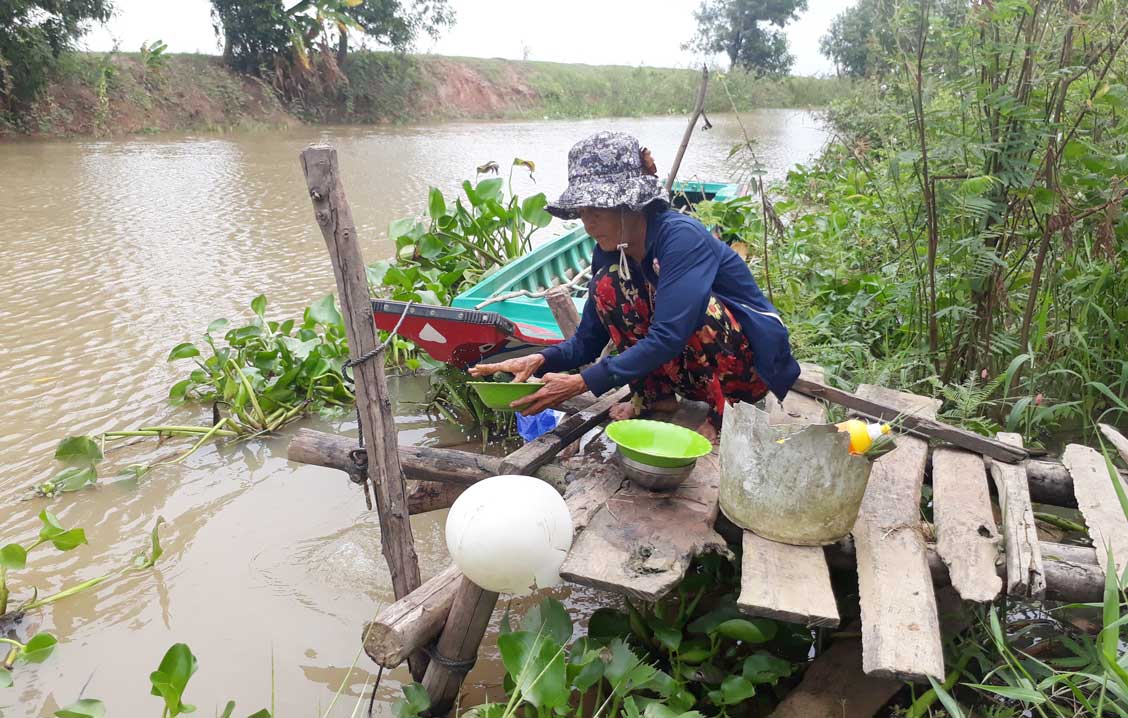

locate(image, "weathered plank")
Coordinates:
559 453 729 602
739 532 839 627
989 433 1045 599
741 365 839 627
1100 423 1128 465
498 385 631 475
792 376 1027 463
1063 443 1128 575
932 448 1002 602
852 385 944 682
363 565 461 668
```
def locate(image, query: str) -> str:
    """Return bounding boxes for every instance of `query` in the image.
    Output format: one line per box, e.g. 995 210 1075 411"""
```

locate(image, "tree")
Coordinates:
0 0 113 110
335 0 454 65
685 0 807 75
818 0 894 78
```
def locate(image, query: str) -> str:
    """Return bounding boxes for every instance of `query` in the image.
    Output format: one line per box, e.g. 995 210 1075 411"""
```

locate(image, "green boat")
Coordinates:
372 179 745 367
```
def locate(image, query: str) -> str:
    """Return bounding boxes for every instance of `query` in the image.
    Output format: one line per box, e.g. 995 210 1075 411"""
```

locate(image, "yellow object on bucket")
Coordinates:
836 419 891 455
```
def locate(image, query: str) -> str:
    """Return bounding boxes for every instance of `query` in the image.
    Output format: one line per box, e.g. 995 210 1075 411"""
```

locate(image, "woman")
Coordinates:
469 131 800 441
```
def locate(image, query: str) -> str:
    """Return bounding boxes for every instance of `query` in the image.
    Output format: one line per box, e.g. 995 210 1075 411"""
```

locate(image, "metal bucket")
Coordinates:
719 403 872 545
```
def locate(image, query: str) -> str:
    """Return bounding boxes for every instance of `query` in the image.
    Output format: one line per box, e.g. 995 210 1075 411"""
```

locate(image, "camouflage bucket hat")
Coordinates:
546 131 670 220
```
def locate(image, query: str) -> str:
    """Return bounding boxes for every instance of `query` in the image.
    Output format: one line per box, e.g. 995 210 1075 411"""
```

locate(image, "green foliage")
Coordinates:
149 643 198 717
685 0 807 75
54 699 107 718
139 39 168 73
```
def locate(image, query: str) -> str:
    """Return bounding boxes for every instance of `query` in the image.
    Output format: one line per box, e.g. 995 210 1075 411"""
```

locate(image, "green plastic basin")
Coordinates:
605 420 712 468
468 381 543 411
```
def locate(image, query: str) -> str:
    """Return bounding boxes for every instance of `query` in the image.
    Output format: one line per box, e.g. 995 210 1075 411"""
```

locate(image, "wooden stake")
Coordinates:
989 433 1045 599
421 576 499 716
665 66 710 194
364 566 462 668
545 286 581 339
300 145 423 673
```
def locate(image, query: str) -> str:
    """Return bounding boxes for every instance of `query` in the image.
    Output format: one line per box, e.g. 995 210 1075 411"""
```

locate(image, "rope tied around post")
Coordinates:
341 299 415 510
423 643 478 675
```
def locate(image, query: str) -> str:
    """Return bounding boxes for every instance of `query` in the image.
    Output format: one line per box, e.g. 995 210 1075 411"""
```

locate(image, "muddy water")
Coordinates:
0 111 827 716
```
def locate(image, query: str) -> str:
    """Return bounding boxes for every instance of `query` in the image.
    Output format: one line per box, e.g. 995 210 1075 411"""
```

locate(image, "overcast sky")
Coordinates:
82 0 854 77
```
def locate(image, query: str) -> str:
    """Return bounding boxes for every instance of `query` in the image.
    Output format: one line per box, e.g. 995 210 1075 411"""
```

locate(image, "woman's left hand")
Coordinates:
511 372 588 414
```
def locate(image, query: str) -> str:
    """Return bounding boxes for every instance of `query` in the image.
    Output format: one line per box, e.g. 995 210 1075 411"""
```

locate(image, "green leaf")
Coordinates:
475 178 504 203
604 639 658 697
54 436 103 464
742 652 794 683
0 667 10 688
307 294 343 327
367 260 392 287
149 643 198 717
714 618 777 643
169 379 192 403
251 294 267 317
21 632 58 663
167 342 201 362
497 631 568 708
55 699 107 718
520 193 552 227
965 683 1046 704
588 608 630 643
220 701 236 718
49 529 88 552
719 675 756 705
566 638 605 692
133 517 165 570
206 318 229 334
389 216 418 240
653 625 682 652
927 676 966 718
643 706 701 718
428 187 447 220
394 683 430 718
518 598 573 645
0 543 27 570
51 466 98 492
245 710 272 718
686 604 743 635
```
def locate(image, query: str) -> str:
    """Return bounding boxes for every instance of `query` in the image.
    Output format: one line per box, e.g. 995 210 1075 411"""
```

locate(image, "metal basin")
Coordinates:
619 453 695 491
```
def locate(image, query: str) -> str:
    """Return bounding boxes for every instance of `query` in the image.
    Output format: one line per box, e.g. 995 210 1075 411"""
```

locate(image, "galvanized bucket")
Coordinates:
719 403 872 546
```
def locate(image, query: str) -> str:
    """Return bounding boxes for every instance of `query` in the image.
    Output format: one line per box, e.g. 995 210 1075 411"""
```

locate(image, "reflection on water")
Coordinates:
0 111 826 716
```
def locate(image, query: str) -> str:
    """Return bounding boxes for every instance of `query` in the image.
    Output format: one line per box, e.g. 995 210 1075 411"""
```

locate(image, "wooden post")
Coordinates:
300 145 424 675
665 66 710 194
545 286 580 339
364 566 462 668
421 577 499 716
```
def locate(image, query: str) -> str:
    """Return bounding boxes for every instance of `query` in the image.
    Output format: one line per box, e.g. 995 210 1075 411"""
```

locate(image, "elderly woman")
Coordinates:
469 131 799 440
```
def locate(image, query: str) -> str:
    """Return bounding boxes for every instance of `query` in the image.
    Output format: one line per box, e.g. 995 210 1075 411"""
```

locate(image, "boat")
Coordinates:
372 179 746 368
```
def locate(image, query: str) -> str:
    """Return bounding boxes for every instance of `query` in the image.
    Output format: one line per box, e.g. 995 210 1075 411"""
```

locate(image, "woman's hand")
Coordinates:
512 373 588 414
468 353 545 383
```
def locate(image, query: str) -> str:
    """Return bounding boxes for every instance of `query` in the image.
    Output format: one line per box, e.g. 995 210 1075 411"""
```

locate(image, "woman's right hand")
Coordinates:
468 353 546 383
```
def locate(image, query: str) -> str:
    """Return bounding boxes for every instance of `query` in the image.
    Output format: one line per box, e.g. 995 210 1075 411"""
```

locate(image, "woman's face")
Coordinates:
578 207 622 251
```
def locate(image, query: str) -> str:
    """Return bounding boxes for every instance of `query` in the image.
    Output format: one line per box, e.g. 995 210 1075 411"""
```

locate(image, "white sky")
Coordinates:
82 0 854 76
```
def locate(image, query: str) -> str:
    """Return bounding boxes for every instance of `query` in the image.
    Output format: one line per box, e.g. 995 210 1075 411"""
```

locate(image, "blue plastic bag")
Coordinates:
516 409 562 442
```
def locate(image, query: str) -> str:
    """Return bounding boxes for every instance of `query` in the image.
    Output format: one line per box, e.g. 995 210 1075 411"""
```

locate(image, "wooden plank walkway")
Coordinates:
1063 443 1128 575
852 385 944 682
988 433 1045 599
737 365 840 628
932 447 1002 602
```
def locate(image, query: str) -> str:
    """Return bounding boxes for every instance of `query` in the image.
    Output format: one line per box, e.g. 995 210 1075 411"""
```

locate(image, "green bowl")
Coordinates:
468 381 543 411
605 419 712 468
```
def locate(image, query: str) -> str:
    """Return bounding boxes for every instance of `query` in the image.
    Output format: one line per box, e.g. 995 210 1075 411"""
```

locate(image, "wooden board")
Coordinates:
852 385 944 682
792 376 1027 463
989 433 1045 599
740 364 839 627
499 386 630 475
932 447 1002 602
738 532 839 627
1063 443 1128 576
1100 423 1128 465
559 452 729 602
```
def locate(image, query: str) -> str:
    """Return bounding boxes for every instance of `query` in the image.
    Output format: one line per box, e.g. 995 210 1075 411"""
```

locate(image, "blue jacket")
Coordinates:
538 209 801 401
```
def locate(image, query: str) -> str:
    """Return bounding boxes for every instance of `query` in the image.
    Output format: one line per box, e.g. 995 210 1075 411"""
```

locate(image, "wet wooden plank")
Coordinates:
738 533 839 627
1100 424 1128 466
1063 443 1128 576
559 453 728 602
852 385 944 682
989 433 1045 599
932 447 1002 602
741 365 839 627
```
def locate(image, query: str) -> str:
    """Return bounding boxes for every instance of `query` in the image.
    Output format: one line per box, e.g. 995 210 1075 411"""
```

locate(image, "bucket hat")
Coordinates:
546 131 670 219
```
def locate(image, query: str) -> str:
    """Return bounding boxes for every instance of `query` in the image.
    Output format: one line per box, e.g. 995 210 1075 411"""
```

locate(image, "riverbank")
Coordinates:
0 51 847 139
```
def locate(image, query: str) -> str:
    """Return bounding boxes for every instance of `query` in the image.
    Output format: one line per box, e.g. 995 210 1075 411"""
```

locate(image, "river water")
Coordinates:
0 111 827 716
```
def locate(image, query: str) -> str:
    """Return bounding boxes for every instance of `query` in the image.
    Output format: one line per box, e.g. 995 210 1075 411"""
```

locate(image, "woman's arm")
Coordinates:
580 225 719 396
536 295 610 373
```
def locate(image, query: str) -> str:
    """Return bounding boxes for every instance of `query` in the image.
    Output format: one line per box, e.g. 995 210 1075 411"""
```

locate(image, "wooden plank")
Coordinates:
989 433 1045 599
852 385 944 682
545 285 581 339
498 386 631 475
363 565 461 668
1063 443 1128 575
738 532 839 627
420 576 499 716
300 145 423 678
1100 423 1128 465
559 453 729 602
932 448 1002 602
792 376 1027 463
741 365 839 627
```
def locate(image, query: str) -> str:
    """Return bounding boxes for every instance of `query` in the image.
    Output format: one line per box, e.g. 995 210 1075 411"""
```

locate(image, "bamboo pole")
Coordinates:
300 145 424 676
421 576 499 715
665 66 709 194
